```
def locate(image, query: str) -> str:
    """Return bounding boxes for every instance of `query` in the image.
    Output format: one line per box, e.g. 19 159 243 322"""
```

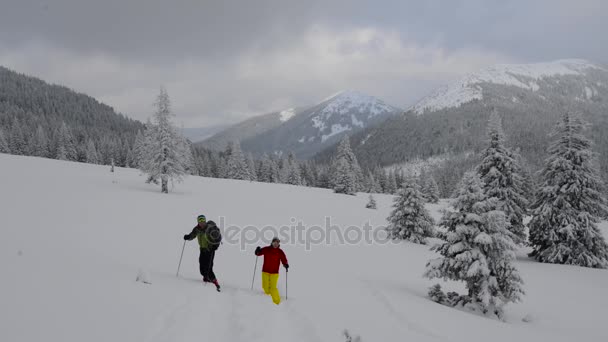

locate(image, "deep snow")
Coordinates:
1 153 607 342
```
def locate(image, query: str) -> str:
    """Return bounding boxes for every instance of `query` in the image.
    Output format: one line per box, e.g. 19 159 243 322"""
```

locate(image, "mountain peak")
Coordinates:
411 59 605 114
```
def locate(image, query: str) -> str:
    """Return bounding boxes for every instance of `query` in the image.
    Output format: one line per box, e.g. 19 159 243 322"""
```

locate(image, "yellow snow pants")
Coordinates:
262 272 281 304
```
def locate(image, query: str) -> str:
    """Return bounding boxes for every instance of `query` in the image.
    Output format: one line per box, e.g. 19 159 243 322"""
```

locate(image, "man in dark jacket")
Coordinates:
184 214 222 291
255 237 289 304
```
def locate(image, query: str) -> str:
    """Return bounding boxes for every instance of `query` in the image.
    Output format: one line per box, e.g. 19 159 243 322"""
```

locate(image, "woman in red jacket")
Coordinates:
255 237 289 304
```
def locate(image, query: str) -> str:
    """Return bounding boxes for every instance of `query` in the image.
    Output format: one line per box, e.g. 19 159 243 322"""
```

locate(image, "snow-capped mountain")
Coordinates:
319 59 608 195
241 90 401 158
411 59 605 114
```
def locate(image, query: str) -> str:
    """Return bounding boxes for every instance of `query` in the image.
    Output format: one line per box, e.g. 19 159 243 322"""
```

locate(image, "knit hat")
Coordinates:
197 214 207 223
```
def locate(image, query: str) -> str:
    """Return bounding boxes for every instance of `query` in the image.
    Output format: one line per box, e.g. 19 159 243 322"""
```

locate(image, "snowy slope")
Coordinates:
1 154 608 342
411 59 605 114
243 90 400 158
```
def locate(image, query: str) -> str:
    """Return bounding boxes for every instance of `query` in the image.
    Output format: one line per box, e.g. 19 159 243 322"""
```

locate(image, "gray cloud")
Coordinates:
1 0 607 127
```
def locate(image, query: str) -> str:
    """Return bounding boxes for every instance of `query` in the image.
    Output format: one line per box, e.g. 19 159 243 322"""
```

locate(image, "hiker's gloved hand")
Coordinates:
255 246 261 254
183 235 189 240
284 264 289 271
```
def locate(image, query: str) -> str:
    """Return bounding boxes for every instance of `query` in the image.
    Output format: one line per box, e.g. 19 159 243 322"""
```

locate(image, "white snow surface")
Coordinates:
320 90 395 118
310 90 397 137
412 59 603 114
1 153 608 342
279 108 296 122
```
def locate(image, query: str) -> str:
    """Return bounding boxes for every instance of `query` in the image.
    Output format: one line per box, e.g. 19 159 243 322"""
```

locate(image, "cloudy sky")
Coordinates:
1 0 607 127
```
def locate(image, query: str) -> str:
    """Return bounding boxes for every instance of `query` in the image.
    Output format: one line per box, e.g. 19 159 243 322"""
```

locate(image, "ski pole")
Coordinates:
285 268 288 300
176 240 186 277
251 256 258 290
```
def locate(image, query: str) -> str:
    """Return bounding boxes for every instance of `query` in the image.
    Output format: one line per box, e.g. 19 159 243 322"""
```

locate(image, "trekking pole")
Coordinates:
285 268 288 300
251 256 258 290
176 240 186 277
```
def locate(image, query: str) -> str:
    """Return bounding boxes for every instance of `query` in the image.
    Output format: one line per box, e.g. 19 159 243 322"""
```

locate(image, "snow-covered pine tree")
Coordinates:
331 136 363 195
424 172 524 317
386 178 435 244
285 152 301 185
476 111 529 244
374 167 387 193
385 170 397 194
31 125 49 158
85 139 100 164
425 175 440 203
55 122 78 161
131 129 146 168
366 194 377 209
0 127 9 153
139 87 192 193
420 168 440 203
225 141 251 181
528 112 608 268
9 118 27 155
247 153 257 181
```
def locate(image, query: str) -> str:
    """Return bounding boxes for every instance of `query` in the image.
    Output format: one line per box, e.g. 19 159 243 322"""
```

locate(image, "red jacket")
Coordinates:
256 246 288 274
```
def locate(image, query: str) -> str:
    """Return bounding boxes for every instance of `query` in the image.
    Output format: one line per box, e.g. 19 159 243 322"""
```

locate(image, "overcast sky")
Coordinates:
1 0 607 127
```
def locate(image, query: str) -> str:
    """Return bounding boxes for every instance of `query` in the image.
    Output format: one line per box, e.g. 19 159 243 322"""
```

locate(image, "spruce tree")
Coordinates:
424 172 524 317
55 122 78 161
528 112 608 268
331 136 362 195
385 170 397 194
420 168 440 203
139 87 192 193
0 127 11 154
285 152 302 185
31 125 49 158
9 118 27 155
477 112 528 244
85 139 100 164
131 130 146 168
386 178 435 244
247 153 258 181
225 141 251 180
425 175 440 203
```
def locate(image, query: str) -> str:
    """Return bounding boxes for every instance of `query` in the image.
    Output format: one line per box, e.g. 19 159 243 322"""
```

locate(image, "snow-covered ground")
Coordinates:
1 153 608 342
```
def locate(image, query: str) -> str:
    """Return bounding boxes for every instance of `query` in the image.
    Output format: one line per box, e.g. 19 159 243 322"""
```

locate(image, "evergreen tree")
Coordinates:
385 170 397 194
331 136 363 194
9 118 27 155
85 139 100 164
476 112 529 244
285 152 302 185
366 194 377 209
528 112 608 268
386 178 435 244
425 174 440 203
131 130 146 168
31 125 49 158
225 141 251 180
247 153 258 181
55 122 78 161
424 172 524 317
0 127 9 153
139 87 192 193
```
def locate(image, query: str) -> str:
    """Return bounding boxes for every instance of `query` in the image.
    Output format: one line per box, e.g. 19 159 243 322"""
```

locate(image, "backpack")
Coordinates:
206 221 222 250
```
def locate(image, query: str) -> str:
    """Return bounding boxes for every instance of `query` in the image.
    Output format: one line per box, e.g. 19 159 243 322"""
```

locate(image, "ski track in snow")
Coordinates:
143 276 321 342
360 279 445 341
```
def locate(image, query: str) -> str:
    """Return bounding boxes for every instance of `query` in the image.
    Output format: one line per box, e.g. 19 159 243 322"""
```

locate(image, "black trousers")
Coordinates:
199 249 217 282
